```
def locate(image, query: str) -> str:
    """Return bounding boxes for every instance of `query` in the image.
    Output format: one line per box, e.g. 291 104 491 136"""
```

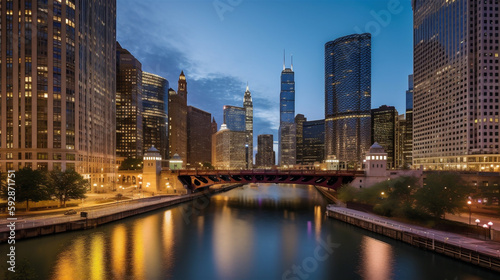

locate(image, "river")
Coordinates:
1 184 499 279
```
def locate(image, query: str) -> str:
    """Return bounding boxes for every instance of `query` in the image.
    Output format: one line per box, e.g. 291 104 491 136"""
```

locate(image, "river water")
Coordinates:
1 184 499 279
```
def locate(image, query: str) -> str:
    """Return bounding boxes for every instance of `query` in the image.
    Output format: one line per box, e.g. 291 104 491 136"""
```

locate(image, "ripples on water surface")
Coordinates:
1 184 498 280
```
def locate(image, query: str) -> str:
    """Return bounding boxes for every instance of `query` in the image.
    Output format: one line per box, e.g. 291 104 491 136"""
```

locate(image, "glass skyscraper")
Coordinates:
371 105 397 169
142 72 169 159
302 119 325 165
413 0 500 171
279 56 296 166
325 33 371 169
223 106 246 132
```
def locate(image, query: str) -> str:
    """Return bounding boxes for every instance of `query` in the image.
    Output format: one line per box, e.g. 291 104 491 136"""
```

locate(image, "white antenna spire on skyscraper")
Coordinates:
283 49 286 70
291 54 293 71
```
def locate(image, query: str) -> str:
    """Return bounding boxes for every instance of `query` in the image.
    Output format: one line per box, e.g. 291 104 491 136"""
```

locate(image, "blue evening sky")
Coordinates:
117 0 413 152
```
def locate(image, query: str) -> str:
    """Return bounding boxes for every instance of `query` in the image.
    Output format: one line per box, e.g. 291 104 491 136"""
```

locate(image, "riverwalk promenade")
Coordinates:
327 206 500 272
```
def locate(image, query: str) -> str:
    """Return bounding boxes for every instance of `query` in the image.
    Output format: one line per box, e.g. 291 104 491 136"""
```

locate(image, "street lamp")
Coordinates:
467 200 472 225
475 219 480 226
488 221 493 229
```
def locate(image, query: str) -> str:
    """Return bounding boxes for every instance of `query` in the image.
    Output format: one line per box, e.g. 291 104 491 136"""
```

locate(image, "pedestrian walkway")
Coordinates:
327 206 500 259
447 212 500 231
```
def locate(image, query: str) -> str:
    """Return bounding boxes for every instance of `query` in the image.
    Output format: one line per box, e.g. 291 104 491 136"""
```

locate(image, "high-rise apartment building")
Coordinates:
371 105 397 169
325 33 371 169
295 114 307 164
256 134 275 168
116 43 143 159
302 119 325 165
187 106 212 167
279 56 296 166
413 1 500 171
0 0 117 190
142 72 169 159
212 124 246 169
168 72 188 165
402 74 414 168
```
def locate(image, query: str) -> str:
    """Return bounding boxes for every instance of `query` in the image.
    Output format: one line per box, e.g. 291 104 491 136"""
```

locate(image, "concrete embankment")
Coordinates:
327 206 500 273
0 184 242 243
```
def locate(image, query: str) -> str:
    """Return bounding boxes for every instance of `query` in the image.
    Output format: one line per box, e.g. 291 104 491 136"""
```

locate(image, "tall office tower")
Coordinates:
187 106 212 167
243 85 253 169
295 114 307 164
302 119 326 165
212 124 246 169
142 72 169 159
371 105 397 169
403 74 413 168
223 105 246 132
279 55 296 166
256 134 275 168
211 117 218 135
325 33 371 169
413 1 500 171
168 72 188 165
0 0 117 189
116 43 143 159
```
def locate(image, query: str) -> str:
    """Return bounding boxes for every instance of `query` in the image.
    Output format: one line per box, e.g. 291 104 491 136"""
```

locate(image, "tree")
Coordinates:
119 158 143 170
47 169 88 207
0 168 50 211
202 162 214 170
415 172 472 219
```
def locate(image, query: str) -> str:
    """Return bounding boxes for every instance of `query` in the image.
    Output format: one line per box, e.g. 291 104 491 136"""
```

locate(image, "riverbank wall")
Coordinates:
0 184 242 243
327 206 500 273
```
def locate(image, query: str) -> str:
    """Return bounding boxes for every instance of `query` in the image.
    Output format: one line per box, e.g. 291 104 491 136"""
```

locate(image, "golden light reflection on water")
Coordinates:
90 234 105 280
314 205 322 239
360 236 394 280
52 236 87 280
111 225 126 279
213 204 254 279
162 210 175 273
133 219 145 279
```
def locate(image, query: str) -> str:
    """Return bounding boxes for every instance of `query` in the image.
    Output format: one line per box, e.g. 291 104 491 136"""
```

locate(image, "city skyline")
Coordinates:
117 0 413 149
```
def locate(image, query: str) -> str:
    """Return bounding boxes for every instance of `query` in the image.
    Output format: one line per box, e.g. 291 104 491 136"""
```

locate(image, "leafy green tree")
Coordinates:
119 158 143 170
415 172 472 219
202 162 214 170
0 168 50 211
337 185 359 203
47 169 88 207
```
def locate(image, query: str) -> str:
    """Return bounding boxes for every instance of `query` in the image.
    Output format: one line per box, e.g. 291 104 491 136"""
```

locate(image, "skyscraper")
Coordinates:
371 105 397 169
325 33 371 169
256 134 275 168
223 106 246 132
243 85 254 169
212 124 246 170
142 72 169 159
302 119 325 165
187 106 212 167
413 1 500 171
403 74 413 168
279 55 296 166
116 43 143 159
295 114 307 164
0 0 117 190
168 72 188 165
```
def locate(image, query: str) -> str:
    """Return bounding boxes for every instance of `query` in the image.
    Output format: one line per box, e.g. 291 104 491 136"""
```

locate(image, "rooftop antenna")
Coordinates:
291 54 293 71
283 49 286 70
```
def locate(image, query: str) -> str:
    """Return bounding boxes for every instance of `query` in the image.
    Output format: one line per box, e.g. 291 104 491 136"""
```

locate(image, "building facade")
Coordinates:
256 134 275 168
142 72 169 160
295 114 307 164
187 106 212 167
413 0 500 171
168 72 188 166
243 85 253 168
212 124 246 169
116 43 143 159
0 0 117 190
371 105 397 169
302 119 325 165
279 57 296 166
325 33 371 169
223 105 246 132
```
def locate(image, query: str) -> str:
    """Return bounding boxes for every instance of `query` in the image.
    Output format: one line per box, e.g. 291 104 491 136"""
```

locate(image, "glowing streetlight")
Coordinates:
475 219 480 226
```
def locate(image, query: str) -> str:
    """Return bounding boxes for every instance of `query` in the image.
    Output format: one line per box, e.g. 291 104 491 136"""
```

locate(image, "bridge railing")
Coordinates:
177 169 363 176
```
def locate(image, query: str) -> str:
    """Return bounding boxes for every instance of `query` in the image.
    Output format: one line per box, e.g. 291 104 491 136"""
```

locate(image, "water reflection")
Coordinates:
359 236 394 280
111 225 126 279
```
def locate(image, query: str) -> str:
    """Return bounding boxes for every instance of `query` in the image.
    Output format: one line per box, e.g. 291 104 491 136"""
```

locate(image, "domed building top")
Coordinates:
172 153 181 160
147 146 159 153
